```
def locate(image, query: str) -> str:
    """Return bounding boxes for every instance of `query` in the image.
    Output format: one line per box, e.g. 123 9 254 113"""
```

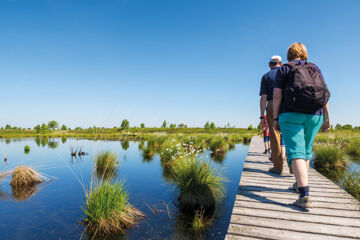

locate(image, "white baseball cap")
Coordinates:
270 55 282 63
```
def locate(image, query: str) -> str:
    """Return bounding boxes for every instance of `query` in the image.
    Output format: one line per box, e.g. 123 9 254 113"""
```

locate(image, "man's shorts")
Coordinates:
279 112 323 166
264 136 270 142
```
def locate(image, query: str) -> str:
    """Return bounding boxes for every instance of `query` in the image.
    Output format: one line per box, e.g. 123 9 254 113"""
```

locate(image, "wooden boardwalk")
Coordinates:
225 136 360 240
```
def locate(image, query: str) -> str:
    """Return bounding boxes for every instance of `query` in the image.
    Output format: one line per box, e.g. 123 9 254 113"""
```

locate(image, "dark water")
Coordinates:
0 138 248 240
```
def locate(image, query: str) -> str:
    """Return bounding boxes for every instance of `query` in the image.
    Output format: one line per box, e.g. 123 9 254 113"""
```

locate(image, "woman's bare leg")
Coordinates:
291 159 308 187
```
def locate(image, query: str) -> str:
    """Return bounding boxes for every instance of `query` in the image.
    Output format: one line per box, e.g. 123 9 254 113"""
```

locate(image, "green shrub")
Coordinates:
94 151 119 180
83 181 144 236
170 156 226 212
313 145 346 180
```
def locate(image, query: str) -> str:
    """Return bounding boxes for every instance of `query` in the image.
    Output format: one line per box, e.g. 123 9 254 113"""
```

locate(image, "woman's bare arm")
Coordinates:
322 103 331 132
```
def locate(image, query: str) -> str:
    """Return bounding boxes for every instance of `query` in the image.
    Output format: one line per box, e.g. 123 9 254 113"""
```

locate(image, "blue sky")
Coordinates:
0 0 359 128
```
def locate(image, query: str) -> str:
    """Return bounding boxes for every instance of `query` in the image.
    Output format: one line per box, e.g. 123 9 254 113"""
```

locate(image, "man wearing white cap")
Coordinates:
259 55 283 174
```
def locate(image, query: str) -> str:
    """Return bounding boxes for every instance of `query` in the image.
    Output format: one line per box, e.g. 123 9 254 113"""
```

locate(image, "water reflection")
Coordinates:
11 183 41 201
121 141 129 151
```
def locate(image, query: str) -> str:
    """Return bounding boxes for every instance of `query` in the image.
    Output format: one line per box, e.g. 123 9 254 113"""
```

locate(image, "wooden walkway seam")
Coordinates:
225 136 360 240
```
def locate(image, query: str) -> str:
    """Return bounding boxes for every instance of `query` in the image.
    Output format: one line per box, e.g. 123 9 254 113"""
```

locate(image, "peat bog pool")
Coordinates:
0 138 248 240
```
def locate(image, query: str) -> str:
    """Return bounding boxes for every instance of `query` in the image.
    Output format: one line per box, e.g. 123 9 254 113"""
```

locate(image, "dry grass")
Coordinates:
10 166 46 187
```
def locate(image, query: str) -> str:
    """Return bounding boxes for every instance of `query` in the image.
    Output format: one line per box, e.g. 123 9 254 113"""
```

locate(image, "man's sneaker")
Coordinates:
294 196 312 209
268 167 282 175
263 150 268 154
292 182 299 193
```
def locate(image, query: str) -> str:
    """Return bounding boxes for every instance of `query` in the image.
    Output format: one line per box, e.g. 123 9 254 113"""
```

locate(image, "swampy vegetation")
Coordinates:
0 130 252 239
313 129 360 201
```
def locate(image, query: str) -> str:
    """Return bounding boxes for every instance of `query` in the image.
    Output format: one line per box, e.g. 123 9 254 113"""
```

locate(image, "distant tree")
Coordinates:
204 121 210 129
48 121 59 130
5 124 11 130
184 125 188 128
170 124 176 129
162 120 167 128
210 122 215 129
335 124 342 130
34 124 41 133
61 124 67 130
140 123 145 128
178 123 185 128
257 123 262 131
41 123 48 132
75 127 83 131
354 126 360 130
342 124 353 130
120 119 130 129
247 124 254 130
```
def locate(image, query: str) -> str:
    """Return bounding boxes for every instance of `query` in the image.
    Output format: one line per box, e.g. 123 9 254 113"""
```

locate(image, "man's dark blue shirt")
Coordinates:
259 67 280 101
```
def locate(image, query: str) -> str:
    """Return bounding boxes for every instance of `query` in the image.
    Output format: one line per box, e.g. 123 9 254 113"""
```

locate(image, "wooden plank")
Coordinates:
238 186 354 199
227 224 353 240
234 200 360 220
225 136 360 240
235 195 360 211
229 215 360 238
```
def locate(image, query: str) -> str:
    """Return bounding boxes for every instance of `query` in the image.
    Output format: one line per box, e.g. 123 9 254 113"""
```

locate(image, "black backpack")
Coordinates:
284 61 330 113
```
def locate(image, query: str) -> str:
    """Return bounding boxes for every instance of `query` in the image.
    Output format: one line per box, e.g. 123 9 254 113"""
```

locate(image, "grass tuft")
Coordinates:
83 181 144 236
170 156 226 212
24 145 30 154
10 166 44 187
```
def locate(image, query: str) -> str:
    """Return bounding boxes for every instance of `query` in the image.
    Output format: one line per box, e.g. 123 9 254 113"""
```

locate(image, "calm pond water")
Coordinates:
0 138 248 240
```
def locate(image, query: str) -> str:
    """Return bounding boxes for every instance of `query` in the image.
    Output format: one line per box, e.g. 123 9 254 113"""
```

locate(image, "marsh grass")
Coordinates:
313 145 346 180
346 138 360 161
95 152 119 180
83 181 144 236
342 171 360 200
170 156 226 212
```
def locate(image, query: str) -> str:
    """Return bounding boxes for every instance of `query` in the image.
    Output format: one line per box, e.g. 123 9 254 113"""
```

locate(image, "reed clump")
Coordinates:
95 151 119 180
313 145 346 180
83 181 144 236
170 156 226 212
10 166 44 188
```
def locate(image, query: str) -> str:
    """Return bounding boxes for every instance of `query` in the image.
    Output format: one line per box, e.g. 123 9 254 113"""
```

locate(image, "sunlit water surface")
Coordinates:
0 138 248 240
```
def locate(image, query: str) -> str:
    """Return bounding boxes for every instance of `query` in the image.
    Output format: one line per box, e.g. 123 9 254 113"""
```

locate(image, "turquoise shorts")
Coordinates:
279 112 323 166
